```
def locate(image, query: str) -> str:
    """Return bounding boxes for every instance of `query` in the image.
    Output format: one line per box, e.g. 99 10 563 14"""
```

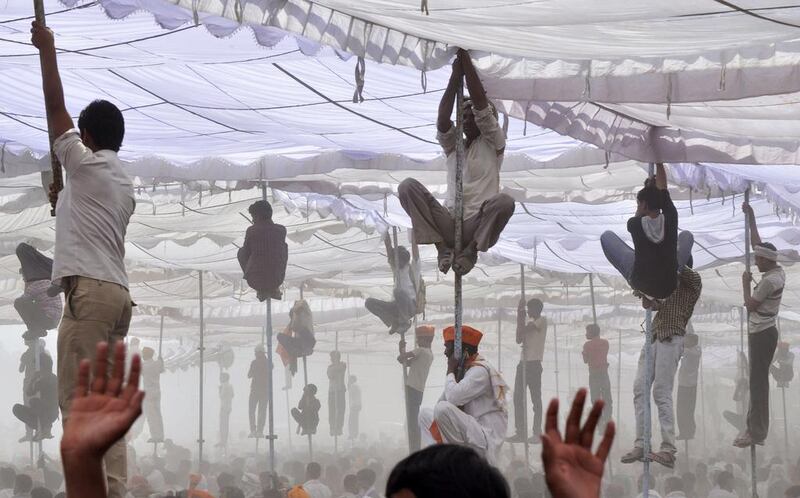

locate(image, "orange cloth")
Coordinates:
415 325 435 337
276 327 292 366
288 485 311 498
443 325 482 346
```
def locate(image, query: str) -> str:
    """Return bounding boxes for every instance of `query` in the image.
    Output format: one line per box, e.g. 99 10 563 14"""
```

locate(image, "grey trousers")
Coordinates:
398 178 514 252
748 327 779 442
589 367 613 431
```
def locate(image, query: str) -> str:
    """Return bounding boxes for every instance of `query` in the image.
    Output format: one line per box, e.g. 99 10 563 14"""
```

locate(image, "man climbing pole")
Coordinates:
507 298 547 444
398 325 435 452
365 237 417 335
418 325 508 464
582 323 613 433
735 201 784 448
398 49 514 276
32 21 135 498
238 200 288 301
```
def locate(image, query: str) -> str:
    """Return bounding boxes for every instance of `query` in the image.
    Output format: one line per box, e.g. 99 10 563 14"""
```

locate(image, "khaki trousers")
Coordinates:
58 276 132 498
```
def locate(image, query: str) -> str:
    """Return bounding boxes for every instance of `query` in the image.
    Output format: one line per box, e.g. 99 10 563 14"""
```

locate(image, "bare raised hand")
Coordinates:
541 389 615 498
61 342 144 460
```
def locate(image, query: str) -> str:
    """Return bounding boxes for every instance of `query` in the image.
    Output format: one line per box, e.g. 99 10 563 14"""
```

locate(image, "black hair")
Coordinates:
249 200 273 221
14 474 33 494
77 100 125 152
307 462 322 479
357 468 377 487
221 487 245 498
31 488 53 498
527 298 543 316
586 324 600 337
637 184 662 212
344 474 359 493
386 444 510 498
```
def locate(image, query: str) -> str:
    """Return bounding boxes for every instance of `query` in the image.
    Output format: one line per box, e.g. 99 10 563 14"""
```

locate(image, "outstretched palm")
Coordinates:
61 342 144 459
541 389 615 498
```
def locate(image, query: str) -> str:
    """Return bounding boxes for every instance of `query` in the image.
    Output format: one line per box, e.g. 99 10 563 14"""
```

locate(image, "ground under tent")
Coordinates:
3 2 800 498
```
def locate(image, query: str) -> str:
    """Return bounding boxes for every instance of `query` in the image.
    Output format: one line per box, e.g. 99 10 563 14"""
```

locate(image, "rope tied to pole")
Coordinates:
352 56 366 103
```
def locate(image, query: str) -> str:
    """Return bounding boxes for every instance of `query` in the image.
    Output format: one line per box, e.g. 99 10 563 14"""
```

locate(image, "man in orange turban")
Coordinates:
417 325 508 463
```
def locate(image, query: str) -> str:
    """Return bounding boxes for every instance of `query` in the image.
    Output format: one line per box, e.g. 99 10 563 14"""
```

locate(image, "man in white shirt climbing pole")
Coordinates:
398 49 514 277
418 325 509 464
32 21 135 498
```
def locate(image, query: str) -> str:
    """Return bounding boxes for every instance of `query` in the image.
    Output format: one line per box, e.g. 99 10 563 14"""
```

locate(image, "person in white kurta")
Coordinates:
419 325 508 464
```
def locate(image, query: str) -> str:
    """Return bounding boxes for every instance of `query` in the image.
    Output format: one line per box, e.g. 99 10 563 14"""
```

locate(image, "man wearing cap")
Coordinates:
398 325 435 452
248 344 271 438
141 346 165 443
418 325 508 463
398 49 514 277
737 201 784 448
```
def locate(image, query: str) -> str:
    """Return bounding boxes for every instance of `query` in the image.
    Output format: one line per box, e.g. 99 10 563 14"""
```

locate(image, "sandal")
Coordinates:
437 245 454 274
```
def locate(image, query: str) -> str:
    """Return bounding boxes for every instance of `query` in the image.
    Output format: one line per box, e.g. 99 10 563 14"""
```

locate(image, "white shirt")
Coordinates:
678 344 701 387
750 266 785 333
141 358 164 393
444 366 508 458
52 129 135 288
438 106 505 219
303 479 332 498
406 347 434 392
522 317 548 362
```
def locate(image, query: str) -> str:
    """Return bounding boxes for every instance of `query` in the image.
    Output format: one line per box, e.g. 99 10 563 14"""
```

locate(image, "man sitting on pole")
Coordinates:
620 258 702 469
398 325 435 452
365 236 417 335
601 163 693 301
238 200 288 301
507 298 547 443
14 243 62 341
398 49 514 277
736 201 784 448
32 22 135 498
418 325 508 464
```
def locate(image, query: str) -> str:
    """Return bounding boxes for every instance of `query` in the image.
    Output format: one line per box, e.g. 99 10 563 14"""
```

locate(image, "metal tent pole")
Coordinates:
303 356 313 461
198 271 206 469
393 228 411 452
453 68 465 380
554 323 561 401
641 162 655 498
589 273 598 325
700 345 707 449
32 0 63 216
519 264 530 468
155 314 165 457
261 182 277 472
497 307 502 371
744 187 758 498
617 329 622 426
334 329 340 456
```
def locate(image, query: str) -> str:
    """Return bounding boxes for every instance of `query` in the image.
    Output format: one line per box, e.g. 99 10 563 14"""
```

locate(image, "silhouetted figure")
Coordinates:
238 200 288 301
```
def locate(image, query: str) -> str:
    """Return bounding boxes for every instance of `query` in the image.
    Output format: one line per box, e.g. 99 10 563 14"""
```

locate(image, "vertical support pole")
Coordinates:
198 271 205 469
393 228 411 452
33 0 63 217
260 181 277 472
617 330 622 425
519 264 530 468
744 186 758 498
155 314 165 457
641 162 655 498
554 323 560 402
303 356 312 461
334 329 340 456
453 71 465 375
700 345 707 449
497 307 502 371
642 307 653 498
589 273 598 325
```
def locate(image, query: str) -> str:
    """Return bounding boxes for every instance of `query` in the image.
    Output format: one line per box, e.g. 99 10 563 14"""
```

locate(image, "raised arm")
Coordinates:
460 49 488 112
742 202 762 247
654 163 667 191
384 234 395 270
31 22 73 139
438 57 463 134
